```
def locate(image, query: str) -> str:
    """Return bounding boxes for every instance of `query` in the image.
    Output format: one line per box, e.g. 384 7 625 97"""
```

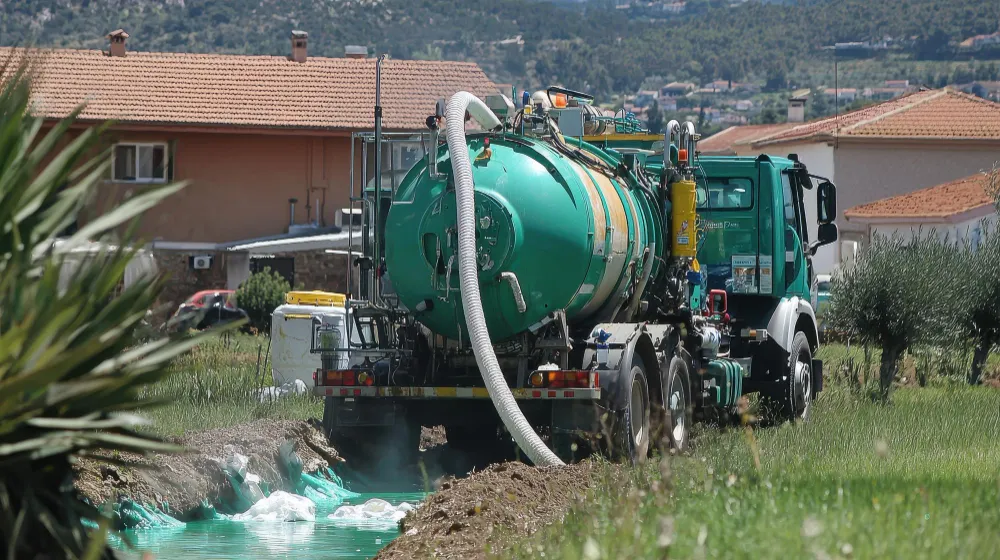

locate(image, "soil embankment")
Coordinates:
74 419 339 515
377 460 594 560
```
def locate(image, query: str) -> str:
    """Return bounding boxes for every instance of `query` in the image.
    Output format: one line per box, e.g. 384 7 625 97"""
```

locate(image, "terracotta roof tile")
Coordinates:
697 123 798 154
845 90 1000 138
844 172 998 221
2 47 498 131
754 88 1000 147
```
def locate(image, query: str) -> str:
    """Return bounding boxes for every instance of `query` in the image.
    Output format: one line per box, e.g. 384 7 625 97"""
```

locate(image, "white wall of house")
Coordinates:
834 142 1000 230
869 213 997 247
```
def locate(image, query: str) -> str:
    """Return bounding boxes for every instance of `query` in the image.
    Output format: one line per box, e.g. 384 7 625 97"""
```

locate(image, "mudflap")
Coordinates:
323 396 398 432
812 358 823 396
551 400 608 435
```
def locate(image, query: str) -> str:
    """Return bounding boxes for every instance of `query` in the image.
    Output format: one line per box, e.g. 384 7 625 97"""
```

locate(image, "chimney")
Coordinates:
787 96 806 123
290 30 308 63
345 45 368 59
107 29 129 57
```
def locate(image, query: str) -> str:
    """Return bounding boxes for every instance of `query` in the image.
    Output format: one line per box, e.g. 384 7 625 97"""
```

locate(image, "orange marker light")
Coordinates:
678 148 689 163
553 93 568 108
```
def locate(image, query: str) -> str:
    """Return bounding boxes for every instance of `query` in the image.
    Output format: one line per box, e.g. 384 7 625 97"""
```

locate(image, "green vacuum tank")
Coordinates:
385 134 663 341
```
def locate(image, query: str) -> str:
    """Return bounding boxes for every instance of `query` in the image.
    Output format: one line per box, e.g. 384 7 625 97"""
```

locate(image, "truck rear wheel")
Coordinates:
764 331 813 422
661 356 691 451
610 357 651 464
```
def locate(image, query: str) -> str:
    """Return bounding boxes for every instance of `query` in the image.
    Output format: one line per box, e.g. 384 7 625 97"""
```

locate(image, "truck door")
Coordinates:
780 170 810 297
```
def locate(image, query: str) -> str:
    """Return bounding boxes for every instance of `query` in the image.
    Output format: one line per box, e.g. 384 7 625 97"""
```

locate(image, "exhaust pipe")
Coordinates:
683 121 697 165
665 120 680 164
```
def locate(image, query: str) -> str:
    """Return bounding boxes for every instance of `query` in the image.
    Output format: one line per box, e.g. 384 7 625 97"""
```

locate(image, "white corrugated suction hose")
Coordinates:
445 91 564 467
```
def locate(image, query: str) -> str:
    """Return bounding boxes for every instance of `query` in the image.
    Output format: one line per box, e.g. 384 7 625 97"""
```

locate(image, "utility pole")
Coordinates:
834 47 839 149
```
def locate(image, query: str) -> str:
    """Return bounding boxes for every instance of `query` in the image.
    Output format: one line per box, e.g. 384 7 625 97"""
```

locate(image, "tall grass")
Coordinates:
140 334 323 436
507 380 1000 558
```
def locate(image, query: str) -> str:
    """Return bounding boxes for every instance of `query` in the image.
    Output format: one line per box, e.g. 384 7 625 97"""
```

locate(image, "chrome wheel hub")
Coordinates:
793 357 811 417
630 377 645 447
668 377 686 446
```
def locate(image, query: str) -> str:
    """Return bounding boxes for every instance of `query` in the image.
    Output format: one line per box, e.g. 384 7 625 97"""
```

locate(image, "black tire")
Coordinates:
610 356 651 464
764 332 813 422
659 355 691 452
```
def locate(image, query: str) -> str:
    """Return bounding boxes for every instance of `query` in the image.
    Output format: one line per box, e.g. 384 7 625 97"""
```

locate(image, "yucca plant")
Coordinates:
0 60 210 559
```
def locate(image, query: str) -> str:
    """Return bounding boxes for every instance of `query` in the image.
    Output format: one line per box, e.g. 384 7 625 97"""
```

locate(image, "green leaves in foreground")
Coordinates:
0 59 209 559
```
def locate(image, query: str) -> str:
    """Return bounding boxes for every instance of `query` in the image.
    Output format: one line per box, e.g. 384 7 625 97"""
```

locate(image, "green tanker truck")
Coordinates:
313 85 839 466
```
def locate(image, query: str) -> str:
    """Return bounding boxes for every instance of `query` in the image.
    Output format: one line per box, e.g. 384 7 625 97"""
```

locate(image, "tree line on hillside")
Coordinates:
828 167 1000 400
2 0 998 100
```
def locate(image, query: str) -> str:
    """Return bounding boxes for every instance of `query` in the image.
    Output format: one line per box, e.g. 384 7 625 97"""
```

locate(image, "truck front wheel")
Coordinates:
764 331 813 422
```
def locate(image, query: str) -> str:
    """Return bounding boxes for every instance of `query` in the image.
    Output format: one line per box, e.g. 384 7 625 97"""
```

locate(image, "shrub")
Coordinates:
828 232 960 400
236 267 290 333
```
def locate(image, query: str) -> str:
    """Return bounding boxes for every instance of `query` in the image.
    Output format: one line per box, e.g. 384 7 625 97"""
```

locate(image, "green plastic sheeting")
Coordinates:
91 468 356 531
301 468 359 504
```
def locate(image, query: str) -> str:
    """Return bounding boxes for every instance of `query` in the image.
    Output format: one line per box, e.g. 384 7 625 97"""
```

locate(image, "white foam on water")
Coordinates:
328 498 416 528
233 491 317 522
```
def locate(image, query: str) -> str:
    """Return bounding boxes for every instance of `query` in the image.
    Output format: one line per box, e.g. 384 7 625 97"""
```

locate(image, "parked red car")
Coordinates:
167 289 247 332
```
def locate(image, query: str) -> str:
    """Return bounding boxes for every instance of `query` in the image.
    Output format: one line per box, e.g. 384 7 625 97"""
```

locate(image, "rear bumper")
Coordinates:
314 385 601 400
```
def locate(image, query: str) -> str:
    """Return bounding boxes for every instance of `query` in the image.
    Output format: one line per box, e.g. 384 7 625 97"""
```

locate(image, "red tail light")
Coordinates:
544 370 597 389
320 370 370 387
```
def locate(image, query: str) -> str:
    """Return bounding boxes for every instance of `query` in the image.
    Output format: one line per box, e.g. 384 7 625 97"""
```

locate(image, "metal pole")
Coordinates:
361 138 370 300
373 54 386 306
348 134 355 299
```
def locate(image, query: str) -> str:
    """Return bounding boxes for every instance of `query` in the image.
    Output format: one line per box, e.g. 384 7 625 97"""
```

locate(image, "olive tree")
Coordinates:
828 232 960 400
959 167 1000 384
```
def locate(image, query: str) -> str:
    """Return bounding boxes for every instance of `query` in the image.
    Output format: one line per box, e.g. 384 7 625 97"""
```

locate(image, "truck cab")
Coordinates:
696 155 837 318
695 154 838 418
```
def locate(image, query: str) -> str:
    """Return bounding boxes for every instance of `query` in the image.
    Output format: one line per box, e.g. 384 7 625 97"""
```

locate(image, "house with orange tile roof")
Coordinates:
6 30 498 306
697 88 1000 275
7 30 496 244
844 172 998 248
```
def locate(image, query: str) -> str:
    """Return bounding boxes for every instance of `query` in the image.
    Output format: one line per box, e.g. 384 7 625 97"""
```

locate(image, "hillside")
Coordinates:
2 0 997 99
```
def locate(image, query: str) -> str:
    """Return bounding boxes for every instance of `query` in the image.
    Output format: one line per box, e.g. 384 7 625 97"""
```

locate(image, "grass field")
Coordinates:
508 353 1000 559
140 333 322 436
141 335 1000 557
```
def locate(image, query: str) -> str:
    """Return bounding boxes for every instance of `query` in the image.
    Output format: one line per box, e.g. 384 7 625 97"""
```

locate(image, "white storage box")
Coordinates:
270 292 351 386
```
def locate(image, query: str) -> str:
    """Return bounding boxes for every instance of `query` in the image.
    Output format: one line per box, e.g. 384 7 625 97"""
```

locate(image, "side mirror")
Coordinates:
708 289 728 315
817 180 837 224
809 223 839 255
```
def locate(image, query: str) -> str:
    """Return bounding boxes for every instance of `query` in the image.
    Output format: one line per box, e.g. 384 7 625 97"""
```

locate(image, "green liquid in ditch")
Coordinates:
114 492 425 559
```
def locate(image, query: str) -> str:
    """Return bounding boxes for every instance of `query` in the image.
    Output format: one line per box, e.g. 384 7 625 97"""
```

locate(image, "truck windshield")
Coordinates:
697 177 754 210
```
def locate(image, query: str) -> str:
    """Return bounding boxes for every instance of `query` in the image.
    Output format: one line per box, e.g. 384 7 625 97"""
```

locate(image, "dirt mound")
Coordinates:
376 461 593 560
74 419 339 516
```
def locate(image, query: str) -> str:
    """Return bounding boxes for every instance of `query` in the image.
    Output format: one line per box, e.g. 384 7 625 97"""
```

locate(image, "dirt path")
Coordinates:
376 460 594 560
74 419 339 516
